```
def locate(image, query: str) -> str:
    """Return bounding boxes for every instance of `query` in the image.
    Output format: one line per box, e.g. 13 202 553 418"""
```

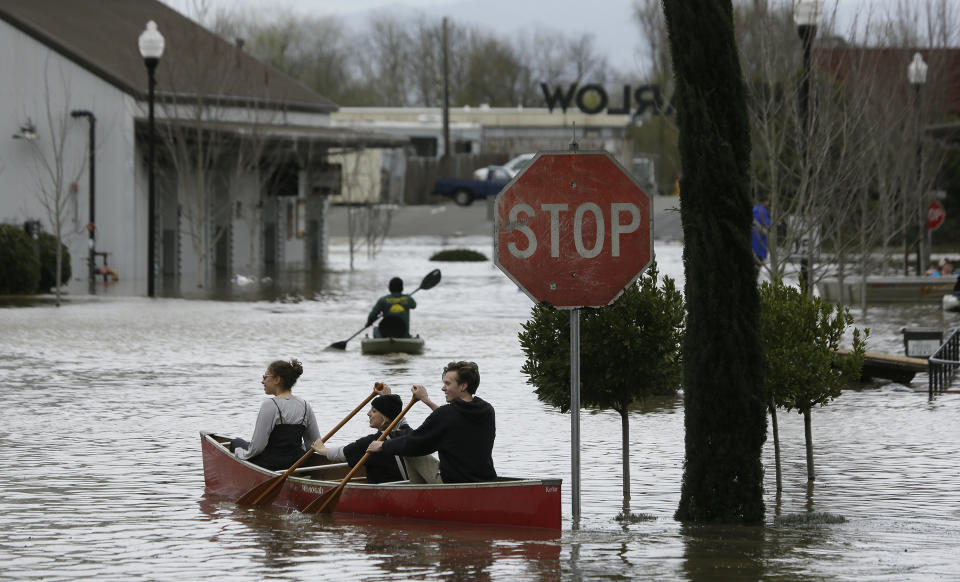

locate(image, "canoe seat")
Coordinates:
293 463 347 474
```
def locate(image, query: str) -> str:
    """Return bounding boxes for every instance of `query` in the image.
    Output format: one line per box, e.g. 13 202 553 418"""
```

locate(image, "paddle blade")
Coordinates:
418 269 442 291
236 476 282 506
302 484 344 514
326 341 348 351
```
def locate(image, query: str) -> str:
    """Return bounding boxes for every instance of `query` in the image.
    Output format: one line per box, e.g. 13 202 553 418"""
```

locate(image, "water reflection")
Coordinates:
680 524 767 581
198 494 561 581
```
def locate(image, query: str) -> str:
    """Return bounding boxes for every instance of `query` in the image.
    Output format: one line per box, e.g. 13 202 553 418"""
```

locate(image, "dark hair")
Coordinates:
268 358 303 390
443 361 480 394
389 277 403 293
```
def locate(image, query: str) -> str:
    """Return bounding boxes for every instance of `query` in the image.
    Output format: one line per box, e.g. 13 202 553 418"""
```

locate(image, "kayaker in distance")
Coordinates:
367 277 416 338
311 392 428 484
367 361 497 483
230 359 321 471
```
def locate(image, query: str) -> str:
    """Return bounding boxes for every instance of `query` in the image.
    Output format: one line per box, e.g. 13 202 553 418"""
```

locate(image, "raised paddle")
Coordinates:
301 395 418 514
326 269 442 350
235 386 381 506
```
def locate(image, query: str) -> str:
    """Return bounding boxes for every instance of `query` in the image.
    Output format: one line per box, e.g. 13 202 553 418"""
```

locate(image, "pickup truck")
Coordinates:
432 166 511 206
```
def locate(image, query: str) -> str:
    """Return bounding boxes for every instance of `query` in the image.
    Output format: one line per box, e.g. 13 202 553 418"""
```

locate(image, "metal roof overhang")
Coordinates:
135 118 409 150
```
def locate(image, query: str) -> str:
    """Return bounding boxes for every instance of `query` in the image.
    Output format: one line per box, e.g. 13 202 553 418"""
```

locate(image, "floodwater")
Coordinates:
2 236 959 581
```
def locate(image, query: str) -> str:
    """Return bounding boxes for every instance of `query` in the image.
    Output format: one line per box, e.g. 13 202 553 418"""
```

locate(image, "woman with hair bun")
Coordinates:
230 358 321 471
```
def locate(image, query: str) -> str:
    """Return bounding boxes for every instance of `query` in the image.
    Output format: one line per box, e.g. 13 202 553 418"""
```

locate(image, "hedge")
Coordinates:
0 224 41 294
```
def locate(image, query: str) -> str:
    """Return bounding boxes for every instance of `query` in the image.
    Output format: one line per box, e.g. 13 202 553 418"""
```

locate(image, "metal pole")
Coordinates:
570 307 581 525
914 84 925 275
71 110 96 291
146 57 158 297
798 22 816 295
441 18 450 166
89 115 96 290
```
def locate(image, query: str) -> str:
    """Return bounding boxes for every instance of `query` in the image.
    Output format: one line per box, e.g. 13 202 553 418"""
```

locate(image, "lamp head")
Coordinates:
793 0 823 27
908 52 928 86
138 20 165 60
13 119 37 141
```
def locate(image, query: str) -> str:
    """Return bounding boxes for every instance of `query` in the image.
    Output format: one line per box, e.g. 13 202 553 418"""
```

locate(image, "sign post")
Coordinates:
494 150 653 523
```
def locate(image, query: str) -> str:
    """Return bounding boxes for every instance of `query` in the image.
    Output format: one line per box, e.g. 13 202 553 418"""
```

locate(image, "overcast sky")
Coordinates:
161 0 918 75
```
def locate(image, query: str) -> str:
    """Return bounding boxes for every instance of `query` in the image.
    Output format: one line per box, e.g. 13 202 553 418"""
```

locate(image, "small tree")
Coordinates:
518 263 684 509
759 280 867 486
24 59 86 305
36 231 71 293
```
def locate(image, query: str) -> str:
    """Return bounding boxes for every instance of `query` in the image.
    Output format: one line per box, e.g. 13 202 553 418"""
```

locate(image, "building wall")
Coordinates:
1 18 339 297
332 106 633 162
0 18 140 291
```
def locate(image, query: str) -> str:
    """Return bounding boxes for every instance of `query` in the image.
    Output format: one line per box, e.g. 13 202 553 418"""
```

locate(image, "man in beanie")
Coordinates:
366 361 496 483
366 276 417 338
311 392 414 484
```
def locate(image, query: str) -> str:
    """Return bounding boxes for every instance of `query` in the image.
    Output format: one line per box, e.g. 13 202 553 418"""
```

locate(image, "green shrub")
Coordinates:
430 248 487 262
0 224 41 294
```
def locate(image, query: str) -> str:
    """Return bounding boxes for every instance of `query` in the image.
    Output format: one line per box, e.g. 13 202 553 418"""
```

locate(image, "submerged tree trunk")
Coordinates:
770 397 781 494
664 0 767 523
803 408 815 482
620 407 631 503
54 229 63 307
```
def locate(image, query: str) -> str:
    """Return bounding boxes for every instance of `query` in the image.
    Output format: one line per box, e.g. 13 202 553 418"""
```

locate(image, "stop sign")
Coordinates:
928 200 946 231
494 151 653 308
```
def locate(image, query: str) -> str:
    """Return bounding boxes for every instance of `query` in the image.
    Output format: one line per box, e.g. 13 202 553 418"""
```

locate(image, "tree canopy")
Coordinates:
519 262 684 414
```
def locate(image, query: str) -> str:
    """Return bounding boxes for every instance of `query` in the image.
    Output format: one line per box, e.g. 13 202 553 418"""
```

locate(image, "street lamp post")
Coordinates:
139 20 164 297
794 0 821 137
794 0 821 294
70 110 96 292
908 52 928 275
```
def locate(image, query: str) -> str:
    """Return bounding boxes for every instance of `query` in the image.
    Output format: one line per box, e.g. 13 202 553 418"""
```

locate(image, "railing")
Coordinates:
928 328 960 396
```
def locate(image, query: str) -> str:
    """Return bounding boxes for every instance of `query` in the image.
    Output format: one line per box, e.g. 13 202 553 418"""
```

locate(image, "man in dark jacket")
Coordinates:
367 361 496 483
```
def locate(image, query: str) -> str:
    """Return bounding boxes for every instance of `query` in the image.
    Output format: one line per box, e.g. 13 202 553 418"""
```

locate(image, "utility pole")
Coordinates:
70 110 96 292
442 17 451 174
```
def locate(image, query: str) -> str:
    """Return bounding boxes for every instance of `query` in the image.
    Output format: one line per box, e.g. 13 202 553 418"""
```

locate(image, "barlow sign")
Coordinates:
540 83 674 116
494 151 653 308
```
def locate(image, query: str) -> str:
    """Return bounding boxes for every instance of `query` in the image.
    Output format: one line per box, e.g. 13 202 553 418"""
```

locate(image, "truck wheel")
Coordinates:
453 189 473 206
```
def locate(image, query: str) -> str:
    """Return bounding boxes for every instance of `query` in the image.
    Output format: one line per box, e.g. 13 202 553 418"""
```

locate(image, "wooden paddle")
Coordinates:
301 395 418 514
236 387 380 506
326 269 442 350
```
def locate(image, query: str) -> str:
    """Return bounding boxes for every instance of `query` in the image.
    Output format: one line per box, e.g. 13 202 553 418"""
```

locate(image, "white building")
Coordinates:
332 106 635 161
0 0 404 296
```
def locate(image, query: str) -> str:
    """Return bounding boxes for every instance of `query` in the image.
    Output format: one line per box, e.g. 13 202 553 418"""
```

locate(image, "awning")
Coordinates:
135 118 409 150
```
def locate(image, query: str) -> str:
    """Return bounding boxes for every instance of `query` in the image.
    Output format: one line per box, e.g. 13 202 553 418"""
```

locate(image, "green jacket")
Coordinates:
367 293 417 332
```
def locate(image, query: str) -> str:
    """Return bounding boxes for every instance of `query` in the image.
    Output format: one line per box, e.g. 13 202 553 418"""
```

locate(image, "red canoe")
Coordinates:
200 432 562 530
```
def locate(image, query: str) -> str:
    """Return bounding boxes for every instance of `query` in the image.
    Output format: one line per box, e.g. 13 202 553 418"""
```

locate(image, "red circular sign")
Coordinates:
928 200 946 231
494 151 653 308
